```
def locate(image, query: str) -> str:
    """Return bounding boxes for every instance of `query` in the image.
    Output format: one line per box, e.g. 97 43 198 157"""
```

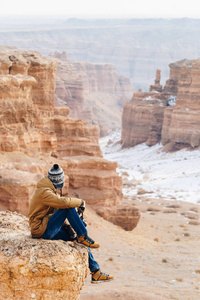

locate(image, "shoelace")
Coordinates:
85 234 94 244
99 271 109 277
92 271 109 280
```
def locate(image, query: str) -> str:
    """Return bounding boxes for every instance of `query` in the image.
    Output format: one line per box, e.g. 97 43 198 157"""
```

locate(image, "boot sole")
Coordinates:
75 241 100 248
91 278 114 284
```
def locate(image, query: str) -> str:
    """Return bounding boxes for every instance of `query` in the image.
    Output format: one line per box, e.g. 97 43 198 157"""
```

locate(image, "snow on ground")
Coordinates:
100 130 200 204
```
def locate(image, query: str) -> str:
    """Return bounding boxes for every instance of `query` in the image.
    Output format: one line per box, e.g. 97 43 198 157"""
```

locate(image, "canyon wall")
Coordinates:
161 59 200 148
0 210 88 300
122 58 200 150
121 69 177 148
122 95 165 147
2 18 200 92
0 47 140 231
51 51 134 136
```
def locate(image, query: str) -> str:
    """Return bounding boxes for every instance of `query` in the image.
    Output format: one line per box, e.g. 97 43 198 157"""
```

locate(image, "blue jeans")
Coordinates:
42 208 100 272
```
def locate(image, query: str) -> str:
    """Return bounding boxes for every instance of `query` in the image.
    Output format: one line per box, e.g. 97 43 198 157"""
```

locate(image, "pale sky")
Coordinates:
0 0 200 18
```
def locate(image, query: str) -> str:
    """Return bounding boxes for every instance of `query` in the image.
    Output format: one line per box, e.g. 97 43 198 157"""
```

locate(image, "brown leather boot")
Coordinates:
77 234 100 248
91 270 114 284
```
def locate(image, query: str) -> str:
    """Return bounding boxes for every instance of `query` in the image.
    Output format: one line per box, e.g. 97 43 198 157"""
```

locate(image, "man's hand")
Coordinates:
80 199 85 208
77 200 85 215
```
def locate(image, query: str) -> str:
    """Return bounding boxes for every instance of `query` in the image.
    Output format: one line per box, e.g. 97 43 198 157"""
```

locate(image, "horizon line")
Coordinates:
0 14 200 19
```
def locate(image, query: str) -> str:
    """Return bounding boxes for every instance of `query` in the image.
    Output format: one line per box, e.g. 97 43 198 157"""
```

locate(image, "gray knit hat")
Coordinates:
48 164 65 189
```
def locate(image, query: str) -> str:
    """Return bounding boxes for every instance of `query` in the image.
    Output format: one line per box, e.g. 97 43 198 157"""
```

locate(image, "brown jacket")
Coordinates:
28 176 82 238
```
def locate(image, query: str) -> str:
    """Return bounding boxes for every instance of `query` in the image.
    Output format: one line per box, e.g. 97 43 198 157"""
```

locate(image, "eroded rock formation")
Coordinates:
122 96 165 147
0 50 58 156
0 210 88 300
0 47 140 231
96 202 140 231
161 59 200 148
149 69 162 93
51 51 134 136
121 69 170 147
122 59 200 149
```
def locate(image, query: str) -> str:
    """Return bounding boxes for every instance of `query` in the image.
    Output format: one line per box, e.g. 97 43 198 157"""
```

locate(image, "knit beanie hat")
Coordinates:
47 164 65 190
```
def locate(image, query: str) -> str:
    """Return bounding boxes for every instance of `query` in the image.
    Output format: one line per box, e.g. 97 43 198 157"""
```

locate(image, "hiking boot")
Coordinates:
91 269 114 284
77 234 100 248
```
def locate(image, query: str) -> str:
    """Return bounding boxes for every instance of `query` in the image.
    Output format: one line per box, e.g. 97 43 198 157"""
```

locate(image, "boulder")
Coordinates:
0 210 88 300
96 203 140 231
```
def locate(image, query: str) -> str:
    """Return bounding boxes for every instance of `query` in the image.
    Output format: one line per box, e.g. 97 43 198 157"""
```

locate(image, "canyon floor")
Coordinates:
80 132 200 299
80 199 200 300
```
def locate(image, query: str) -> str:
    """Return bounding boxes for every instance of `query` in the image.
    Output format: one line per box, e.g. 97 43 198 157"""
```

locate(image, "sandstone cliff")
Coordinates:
122 58 200 150
0 47 140 231
122 95 165 147
51 51 134 136
161 59 200 148
0 210 88 300
121 69 171 148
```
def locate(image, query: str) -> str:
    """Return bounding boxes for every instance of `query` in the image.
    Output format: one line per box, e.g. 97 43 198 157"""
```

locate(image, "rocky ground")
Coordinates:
80 196 200 300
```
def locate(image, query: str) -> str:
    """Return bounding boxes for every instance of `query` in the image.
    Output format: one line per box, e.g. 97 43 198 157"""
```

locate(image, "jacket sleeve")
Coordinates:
42 188 82 209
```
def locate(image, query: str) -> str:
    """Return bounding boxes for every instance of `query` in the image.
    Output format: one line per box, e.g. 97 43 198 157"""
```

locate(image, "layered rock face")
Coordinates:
122 96 165 147
120 61 177 148
121 69 169 147
161 59 200 148
53 53 85 118
0 211 88 300
3 18 200 92
0 50 58 156
51 51 134 136
0 48 139 231
96 202 140 231
122 59 200 149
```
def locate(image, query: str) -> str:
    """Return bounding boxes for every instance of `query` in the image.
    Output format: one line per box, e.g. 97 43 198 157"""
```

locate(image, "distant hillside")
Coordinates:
1 17 200 90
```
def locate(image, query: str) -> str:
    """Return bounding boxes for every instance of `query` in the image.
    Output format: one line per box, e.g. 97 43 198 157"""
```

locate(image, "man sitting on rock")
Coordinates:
28 164 114 284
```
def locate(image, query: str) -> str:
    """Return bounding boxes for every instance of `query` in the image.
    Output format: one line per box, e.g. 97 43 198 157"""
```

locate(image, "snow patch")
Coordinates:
100 130 200 204
143 96 153 101
167 95 176 106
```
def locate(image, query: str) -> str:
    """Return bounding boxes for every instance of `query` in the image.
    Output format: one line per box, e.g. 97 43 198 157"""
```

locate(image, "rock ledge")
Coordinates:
0 210 88 300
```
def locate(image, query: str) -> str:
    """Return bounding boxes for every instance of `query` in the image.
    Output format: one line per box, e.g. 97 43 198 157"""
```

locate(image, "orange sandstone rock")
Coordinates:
121 69 169 148
161 59 200 147
0 211 88 300
0 48 139 231
96 203 140 231
122 58 200 149
51 51 134 136
149 69 162 92
122 96 165 147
